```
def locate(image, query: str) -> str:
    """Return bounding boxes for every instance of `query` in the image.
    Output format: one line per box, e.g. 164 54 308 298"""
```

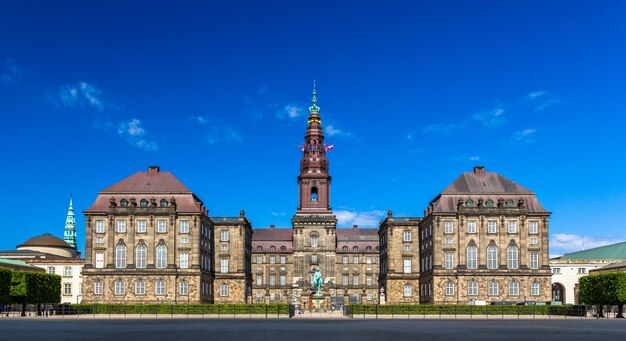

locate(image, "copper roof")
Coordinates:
101 166 191 193
17 233 73 249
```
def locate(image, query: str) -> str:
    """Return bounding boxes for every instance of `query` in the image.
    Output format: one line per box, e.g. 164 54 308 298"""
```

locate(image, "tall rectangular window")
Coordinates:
529 221 538 234
117 220 126 233
137 220 147 233
403 259 411 273
342 256 348 264
219 284 228 297
280 256 286 264
115 245 127 268
220 230 229 242
270 256 276 264
311 254 318 264
155 280 166 295
157 220 167 233
353 256 359 264
444 221 453 234
256 256 263 264
444 253 454 269
466 246 477 269
487 220 497 233
180 253 189 269
342 275 349 286
530 253 539 269
220 259 229 273
280 275 286 286
403 230 411 242
353 275 359 286
95 252 104 268
180 221 189 233
256 275 263 285
96 220 105 233
366 275 372 286
63 283 72 295
270 275 276 286
63 266 72 276
508 221 517 234
156 245 167 268
467 221 477 234
94 281 103 295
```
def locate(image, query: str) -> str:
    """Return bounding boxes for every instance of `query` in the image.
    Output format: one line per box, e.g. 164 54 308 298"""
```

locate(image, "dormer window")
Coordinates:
160 199 168 207
256 246 262 251
352 246 359 252
311 187 318 204
140 199 148 207
270 245 276 251
465 199 474 208
342 246 348 251
506 200 515 208
486 199 494 208
280 245 286 251
120 199 129 207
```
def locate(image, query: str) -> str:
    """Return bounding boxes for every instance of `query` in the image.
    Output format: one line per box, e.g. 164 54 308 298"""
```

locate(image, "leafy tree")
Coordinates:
0 268 12 304
579 272 626 318
10 271 61 316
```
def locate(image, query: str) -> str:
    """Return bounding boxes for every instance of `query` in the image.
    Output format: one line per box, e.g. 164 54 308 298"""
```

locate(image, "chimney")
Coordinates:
474 166 485 175
270 224 275 230
353 224 358 230
148 166 160 174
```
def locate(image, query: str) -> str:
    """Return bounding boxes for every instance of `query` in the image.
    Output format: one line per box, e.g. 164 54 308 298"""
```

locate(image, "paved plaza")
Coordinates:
0 318 624 340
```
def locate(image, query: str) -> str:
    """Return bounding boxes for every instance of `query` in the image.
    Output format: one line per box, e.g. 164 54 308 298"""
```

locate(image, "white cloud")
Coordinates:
325 124 353 137
275 104 303 119
423 123 465 135
526 91 547 99
57 81 105 112
190 116 210 125
117 119 158 151
550 233 621 256
472 106 506 127
334 210 386 228
1 58 20 85
512 128 537 142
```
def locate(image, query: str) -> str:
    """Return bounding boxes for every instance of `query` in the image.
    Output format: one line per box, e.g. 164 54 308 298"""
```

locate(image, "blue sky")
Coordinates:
1 1 625 257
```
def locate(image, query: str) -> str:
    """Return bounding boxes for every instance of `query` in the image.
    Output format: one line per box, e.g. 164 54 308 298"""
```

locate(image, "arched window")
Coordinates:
353 246 359 252
487 245 498 269
366 246 372 251
466 245 478 269
509 280 520 296
468 280 478 296
179 281 189 295
156 244 167 268
486 199 495 208
310 233 319 248
403 284 412 297
114 279 125 295
160 199 168 207
507 245 519 269
466 199 474 208
280 245 286 251
531 281 540 296
256 246 262 251
310 187 318 204
136 244 147 269
342 246 348 251
506 200 515 208
270 245 276 251
140 199 148 207
115 244 127 268
445 281 455 296
488 280 499 296
155 279 166 295
94 280 103 295
120 199 129 207
135 279 145 295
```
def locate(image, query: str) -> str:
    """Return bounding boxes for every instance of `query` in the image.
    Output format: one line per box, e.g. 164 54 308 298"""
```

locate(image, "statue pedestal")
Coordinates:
312 293 324 312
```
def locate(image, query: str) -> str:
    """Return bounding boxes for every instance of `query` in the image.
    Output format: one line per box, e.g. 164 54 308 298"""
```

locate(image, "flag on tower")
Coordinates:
325 144 334 151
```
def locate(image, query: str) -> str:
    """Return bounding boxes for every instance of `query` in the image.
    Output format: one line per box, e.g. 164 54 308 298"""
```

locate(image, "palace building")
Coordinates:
80 86 552 306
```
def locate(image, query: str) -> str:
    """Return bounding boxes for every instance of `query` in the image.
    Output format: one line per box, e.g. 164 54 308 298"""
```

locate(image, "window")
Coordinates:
270 245 276 251
487 245 498 269
531 281 540 296
444 221 453 234
507 221 517 233
366 275 372 286
133 220 145 234
445 281 454 296
269 292 276 301
506 200 515 208
281 245 286 251
311 254 318 264
486 199 495 208
136 245 147 268
220 259 229 273
180 253 189 269
530 253 539 269
180 221 189 233
487 220 497 233
342 246 348 251
466 199 474 208
366 246 372 251
530 238 538 245
310 186 318 203
140 199 148 207
444 238 453 245
96 237 104 244
467 221 477 233
403 284 412 297
341 256 348 264
180 236 189 244
468 280 478 296
157 220 167 233
256 275 263 285
526 221 538 234
120 199 129 207
280 256 286 264
221 244 229 251
403 245 411 251
403 230 411 242
270 275 276 286
403 259 411 273
155 280 166 295
507 245 519 269
280 275 286 286
179 281 188 295
270 256 276 264
353 275 359 286
256 256 263 264
94 281 103 295
488 280 499 296
578 268 587 274
63 266 72 276
116 244 127 268
160 199 168 207
444 253 454 269
220 230 229 242
135 280 145 295
219 284 229 297
353 256 359 264
509 280 519 296
342 275 349 286
553 267 561 274
156 244 167 268
366 257 372 265
117 220 126 233
352 246 359 252
115 280 125 295
310 233 318 247
96 220 105 233
63 283 72 295
95 252 104 269
466 245 477 269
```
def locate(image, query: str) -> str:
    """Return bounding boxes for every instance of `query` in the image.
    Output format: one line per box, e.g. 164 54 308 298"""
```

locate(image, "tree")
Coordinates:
579 272 626 318
10 271 61 316
0 268 12 304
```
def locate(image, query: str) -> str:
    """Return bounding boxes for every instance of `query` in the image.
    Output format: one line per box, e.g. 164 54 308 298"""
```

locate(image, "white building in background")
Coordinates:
549 241 626 304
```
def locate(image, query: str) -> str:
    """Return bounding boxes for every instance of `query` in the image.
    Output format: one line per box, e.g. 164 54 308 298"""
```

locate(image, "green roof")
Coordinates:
560 241 626 260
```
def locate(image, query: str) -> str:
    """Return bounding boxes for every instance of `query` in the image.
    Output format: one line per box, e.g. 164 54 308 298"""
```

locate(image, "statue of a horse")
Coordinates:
312 268 323 295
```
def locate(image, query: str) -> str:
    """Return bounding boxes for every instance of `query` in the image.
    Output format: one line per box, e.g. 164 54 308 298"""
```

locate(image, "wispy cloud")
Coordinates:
526 91 547 99
55 81 105 112
423 123 466 135
325 124 353 137
472 105 507 127
334 209 386 228
525 90 562 111
275 104 304 119
271 212 286 216
1 58 20 85
550 233 621 256
117 119 158 151
454 155 480 162
512 128 537 142
206 126 242 145
190 115 210 125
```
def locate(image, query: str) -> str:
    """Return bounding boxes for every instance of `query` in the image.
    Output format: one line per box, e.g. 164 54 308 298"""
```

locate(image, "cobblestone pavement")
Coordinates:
0 317 624 340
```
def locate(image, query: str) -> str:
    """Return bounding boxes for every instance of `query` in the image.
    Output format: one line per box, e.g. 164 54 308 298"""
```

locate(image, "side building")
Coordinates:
419 166 552 304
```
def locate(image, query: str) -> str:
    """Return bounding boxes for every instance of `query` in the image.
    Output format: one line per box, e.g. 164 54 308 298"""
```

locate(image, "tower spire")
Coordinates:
309 80 320 114
64 194 77 249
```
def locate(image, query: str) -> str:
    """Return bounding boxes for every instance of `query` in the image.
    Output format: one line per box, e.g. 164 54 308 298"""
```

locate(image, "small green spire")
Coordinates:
64 194 77 249
308 80 320 113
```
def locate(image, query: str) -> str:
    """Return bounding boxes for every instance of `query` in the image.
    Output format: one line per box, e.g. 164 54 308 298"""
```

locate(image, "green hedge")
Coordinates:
10 271 61 304
57 304 289 315
0 268 11 304
348 304 586 316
